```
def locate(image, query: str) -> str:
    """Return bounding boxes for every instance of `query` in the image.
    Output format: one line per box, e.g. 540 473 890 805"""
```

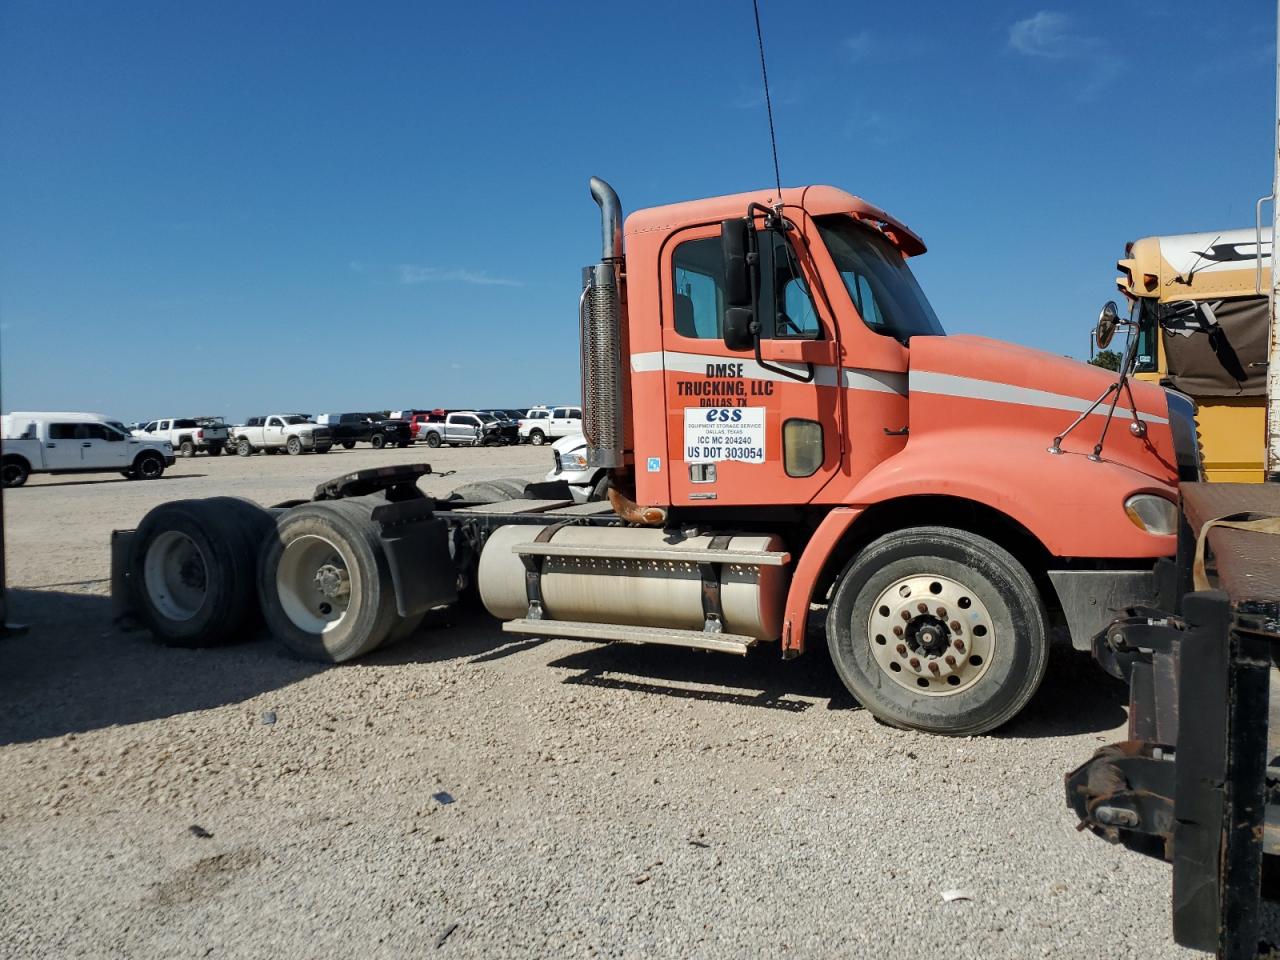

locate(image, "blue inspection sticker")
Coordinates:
646 457 661 473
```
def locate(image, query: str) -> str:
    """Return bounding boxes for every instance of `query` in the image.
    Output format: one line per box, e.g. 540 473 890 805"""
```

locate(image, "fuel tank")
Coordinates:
478 525 790 641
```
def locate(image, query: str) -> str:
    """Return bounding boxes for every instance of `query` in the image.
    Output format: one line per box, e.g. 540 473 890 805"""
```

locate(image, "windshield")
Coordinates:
283 416 311 425
479 415 498 423
815 215 945 343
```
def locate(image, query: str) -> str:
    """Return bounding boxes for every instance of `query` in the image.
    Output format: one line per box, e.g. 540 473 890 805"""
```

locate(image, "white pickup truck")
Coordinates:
2 411 174 487
231 415 333 456
519 405 582 445
134 417 230 457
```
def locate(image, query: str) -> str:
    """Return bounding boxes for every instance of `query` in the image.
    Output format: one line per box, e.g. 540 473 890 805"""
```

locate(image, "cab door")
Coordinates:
44 423 86 469
265 417 286 446
659 222 842 507
83 423 131 468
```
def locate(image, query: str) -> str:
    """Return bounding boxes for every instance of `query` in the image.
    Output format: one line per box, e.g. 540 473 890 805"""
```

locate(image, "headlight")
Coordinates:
1124 494 1177 535
561 453 589 470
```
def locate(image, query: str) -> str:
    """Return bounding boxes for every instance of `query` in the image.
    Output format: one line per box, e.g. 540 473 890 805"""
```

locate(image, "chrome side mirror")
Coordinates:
1095 300 1121 350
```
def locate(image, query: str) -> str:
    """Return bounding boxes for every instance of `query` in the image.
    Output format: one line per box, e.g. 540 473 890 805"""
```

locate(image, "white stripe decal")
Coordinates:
630 351 906 395
628 351 1162 423
910 370 1168 424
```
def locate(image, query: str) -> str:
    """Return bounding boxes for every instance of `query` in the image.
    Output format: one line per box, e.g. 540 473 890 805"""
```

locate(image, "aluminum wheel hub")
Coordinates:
867 573 995 696
277 535 355 634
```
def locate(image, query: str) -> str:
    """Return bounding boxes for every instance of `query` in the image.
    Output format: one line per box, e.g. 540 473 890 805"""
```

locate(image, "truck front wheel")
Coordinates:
286 436 302 456
237 439 253 457
133 453 166 480
341 441 356 450
825 526 1048 737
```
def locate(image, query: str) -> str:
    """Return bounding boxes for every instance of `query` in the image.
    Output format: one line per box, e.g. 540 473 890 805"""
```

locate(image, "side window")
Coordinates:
553 407 568 419
672 232 822 340
568 408 581 419
50 423 79 440
672 237 723 339
84 424 112 440
267 417 282 428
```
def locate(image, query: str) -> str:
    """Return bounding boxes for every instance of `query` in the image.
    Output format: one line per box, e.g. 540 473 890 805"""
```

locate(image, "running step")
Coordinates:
511 542 790 566
503 618 757 655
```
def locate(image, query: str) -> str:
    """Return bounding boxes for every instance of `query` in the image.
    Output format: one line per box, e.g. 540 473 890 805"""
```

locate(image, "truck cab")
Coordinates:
1115 227 1269 482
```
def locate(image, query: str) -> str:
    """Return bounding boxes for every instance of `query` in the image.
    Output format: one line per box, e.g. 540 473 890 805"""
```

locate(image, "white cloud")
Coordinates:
398 265 522 288
1009 11 1097 59
845 31 872 62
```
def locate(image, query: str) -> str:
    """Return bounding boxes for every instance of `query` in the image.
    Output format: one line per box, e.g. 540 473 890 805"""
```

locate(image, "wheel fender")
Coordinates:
3 453 31 471
828 431 1176 559
781 507 862 657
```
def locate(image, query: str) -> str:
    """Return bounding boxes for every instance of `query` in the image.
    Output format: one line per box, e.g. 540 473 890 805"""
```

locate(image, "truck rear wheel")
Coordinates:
286 436 302 456
528 429 545 446
130 498 274 647
258 497 399 662
341 441 356 450
826 526 1048 736
178 439 196 458
424 433 441 448
2 457 29 488
371 433 386 449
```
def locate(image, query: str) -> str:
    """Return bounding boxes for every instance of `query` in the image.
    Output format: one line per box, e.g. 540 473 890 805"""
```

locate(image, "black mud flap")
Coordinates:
110 528 139 625
371 498 458 618
313 463 432 502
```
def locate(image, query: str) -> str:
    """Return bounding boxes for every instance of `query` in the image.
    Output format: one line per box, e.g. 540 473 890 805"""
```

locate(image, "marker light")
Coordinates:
1123 494 1177 536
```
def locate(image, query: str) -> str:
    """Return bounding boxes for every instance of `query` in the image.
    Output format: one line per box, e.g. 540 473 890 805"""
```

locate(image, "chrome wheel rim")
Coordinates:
866 573 995 696
276 534 357 635
143 531 207 621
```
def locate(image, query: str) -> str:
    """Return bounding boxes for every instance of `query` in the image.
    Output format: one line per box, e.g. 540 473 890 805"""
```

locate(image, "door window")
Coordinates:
143 421 157 433
267 417 282 428
568 408 581 419
49 423 80 440
672 238 723 339
553 407 568 419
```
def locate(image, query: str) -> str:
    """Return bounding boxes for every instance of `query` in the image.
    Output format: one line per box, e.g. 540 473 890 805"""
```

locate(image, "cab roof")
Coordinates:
623 185 926 257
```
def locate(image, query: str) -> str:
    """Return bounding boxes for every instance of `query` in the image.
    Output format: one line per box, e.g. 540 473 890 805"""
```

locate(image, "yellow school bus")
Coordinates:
1116 227 1270 482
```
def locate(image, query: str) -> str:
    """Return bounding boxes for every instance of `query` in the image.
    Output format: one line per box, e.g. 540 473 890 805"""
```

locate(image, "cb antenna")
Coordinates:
751 0 783 200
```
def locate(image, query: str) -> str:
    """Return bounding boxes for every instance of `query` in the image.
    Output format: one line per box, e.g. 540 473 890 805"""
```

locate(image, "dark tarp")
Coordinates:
1159 295 1269 397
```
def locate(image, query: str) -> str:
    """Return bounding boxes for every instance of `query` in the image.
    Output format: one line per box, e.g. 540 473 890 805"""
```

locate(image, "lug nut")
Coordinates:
954 638 966 653
950 621 962 633
893 625 904 637
909 657 921 670
917 602 928 614
901 610 911 621
927 662 940 676
935 607 947 618
944 654 957 668
895 643 908 657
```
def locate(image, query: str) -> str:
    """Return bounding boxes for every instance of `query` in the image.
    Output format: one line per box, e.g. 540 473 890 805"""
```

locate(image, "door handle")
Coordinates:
883 425 909 436
82 442 93 447
47 443 56 448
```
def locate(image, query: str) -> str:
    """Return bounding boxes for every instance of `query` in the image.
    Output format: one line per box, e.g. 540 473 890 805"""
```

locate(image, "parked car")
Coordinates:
2 411 174 487
416 411 518 447
545 433 608 502
520 405 582 445
231 415 332 456
133 416 231 457
315 413 414 450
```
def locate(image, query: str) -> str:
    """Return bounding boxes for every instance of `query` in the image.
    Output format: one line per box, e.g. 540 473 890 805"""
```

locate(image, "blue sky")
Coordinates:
1 1 1273 421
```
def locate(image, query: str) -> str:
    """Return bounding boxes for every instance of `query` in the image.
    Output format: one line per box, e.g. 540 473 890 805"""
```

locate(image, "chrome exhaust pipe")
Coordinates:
581 177 624 470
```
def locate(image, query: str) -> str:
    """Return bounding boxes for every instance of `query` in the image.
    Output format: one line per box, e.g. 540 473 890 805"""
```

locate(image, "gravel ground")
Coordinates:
0 446 1259 958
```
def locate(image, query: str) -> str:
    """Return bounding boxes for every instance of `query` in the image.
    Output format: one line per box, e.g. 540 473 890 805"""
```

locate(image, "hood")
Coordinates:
552 433 586 455
907 335 1177 485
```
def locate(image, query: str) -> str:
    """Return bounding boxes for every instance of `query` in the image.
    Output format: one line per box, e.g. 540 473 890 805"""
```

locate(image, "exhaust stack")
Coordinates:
581 177 624 470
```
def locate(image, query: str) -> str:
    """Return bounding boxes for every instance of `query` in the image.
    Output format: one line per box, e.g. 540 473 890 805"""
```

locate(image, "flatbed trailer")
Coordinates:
1066 482 1280 958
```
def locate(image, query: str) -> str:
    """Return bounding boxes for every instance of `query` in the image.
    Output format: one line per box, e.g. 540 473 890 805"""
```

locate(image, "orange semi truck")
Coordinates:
113 179 1200 736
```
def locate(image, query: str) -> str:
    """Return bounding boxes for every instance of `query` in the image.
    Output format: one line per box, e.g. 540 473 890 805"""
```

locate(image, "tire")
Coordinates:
257 496 400 662
133 453 166 480
286 436 302 456
129 497 274 647
384 611 426 648
588 473 610 502
397 441 410 449
315 445 331 454
528 430 545 446
178 439 196 458
370 433 386 449
825 526 1048 737
237 439 253 457
2 457 29 488
424 433 441 448
449 479 526 504
341 441 356 450
208 443 224 457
